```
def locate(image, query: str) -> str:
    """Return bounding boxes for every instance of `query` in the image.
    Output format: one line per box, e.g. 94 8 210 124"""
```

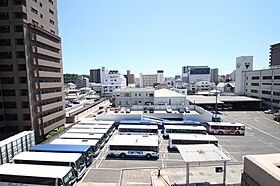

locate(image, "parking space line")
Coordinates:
127 182 151 185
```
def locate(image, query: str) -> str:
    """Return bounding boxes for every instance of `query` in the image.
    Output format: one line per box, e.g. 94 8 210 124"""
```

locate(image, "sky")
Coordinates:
58 0 280 77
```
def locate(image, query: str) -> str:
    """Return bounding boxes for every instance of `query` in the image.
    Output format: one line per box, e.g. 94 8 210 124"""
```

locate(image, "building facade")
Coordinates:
89 68 101 83
210 68 219 82
75 76 89 89
235 56 253 95
124 70 135 86
182 66 211 83
140 70 164 88
101 70 126 97
0 0 65 142
270 43 280 67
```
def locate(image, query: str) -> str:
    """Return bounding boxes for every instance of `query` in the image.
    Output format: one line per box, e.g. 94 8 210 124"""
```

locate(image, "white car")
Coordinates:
264 109 273 114
166 108 172 113
184 107 190 113
120 108 126 113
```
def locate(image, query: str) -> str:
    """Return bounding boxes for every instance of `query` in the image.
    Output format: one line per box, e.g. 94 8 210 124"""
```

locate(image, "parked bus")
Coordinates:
67 128 111 136
163 125 207 138
72 124 113 130
108 135 159 159
206 122 245 135
78 120 115 126
168 134 218 150
29 144 94 167
117 120 158 127
162 120 202 128
12 151 86 179
118 125 158 135
50 139 100 156
60 133 107 148
0 163 76 186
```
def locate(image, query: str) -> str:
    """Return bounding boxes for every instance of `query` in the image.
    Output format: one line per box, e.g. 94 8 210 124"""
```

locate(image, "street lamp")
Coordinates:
210 89 220 119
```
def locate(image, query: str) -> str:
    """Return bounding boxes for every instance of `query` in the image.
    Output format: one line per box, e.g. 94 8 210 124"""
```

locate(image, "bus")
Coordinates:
60 133 107 148
206 122 245 135
0 163 76 186
78 120 115 126
108 135 159 159
50 139 100 156
162 120 202 128
12 151 86 179
163 125 207 138
168 134 218 150
72 124 114 130
118 125 158 135
67 128 111 136
117 120 158 127
29 144 94 167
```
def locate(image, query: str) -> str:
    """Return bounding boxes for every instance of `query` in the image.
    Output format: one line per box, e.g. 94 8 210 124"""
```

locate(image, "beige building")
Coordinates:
0 0 65 142
140 70 164 88
242 154 280 186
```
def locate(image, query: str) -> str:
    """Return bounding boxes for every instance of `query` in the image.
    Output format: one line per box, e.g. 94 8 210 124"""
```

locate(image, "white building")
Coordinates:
101 69 126 97
182 66 211 83
235 56 253 95
154 89 186 106
140 70 164 88
188 81 214 94
75 76 89 89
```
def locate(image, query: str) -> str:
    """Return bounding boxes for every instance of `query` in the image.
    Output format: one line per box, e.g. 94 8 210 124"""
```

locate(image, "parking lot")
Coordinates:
78 111 280 185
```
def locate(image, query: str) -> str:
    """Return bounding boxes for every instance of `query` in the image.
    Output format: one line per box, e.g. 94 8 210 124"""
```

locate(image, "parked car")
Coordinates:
72 99 80 104
114 107 120 113
143 107 148 113
166 108 172 113
149 107 154 113
126 108 131 113
65 102 72 108
120 107 126 113
184 107 190 113
264 109 273 114
178 108 184 113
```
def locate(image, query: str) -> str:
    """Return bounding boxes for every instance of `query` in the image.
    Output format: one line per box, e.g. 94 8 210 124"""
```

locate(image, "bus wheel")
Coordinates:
120 153 126 158
218 131 223 135
146 154 152 159
235 131 240 135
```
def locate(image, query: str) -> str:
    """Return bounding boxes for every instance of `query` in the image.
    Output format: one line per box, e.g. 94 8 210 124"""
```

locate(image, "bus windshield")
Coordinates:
76 156 86 173
63 169 76 186
86 148 94 158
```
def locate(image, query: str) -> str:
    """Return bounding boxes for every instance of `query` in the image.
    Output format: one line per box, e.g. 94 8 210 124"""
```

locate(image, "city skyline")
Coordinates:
58 0 279 77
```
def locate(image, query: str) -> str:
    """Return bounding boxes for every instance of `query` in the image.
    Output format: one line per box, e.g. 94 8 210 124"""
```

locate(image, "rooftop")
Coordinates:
177 144 230 163
109 134 158 146
114 88 155 93
187 95 261 104
154 89 185 98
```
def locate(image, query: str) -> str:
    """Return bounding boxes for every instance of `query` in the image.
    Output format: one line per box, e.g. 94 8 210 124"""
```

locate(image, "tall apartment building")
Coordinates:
89 68 101 83
210 68 219 82
140 70 164 88
75 76 89 89
124 70 135 86
270 43 280 67
0 0 65 142
182 66 211 83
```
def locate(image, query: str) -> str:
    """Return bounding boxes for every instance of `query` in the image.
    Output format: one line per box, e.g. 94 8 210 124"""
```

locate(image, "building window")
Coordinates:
273 92 280 96
251 83 259 86
19 77 27 84
49 9 54 15
32 19 38 25
0 25 10 33
23 114 30 120
0 64 13 71
0 52 12 59
50 29 55 34
14 12 27 19
0 0 8 7
0 12 9 20
3 102 17 109
49 0 53 5
251 76 259 80
274 76 280 79
31 7 38 14
2 89 15 96
50 19 54 25
5 114 18 121
39 2 42 7
1 77 14 84
14 25 23 32
262 83 272 85
251 89 258 93
16 51 25 58
262 90 271 95
40 14 43 18
0 39 11 46
18 64 26 71
32 0 37 2
262 76 272 80
15 38 24 45
20 89 28 96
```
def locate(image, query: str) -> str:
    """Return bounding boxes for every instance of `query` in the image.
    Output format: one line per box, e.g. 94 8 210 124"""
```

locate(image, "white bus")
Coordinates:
163 125 207 138
78 120 115 126
60 133 106 148
108 135 159 159
0 163 76 186
206 122 245 135
51 139 100 157
12 151 86 180
118 124 158 135
72 124 113 130
168 134 218 150
67 128 111 136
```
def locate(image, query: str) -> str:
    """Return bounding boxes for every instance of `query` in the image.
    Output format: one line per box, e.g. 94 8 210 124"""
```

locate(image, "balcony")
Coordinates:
36 91 63 101
33 58 61 68
32 46 61 59
32 34 61 50
34 71 62 78
35 82 63 89
0 33 11 39
38 101 63 112
42 110 65 123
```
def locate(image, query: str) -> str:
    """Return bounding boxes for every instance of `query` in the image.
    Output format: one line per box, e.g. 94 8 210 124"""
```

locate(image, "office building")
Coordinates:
89 68 101 83
210 68 219 82
101 69 126 97
182 66 211 83
235 56 253 95
75 76 89 89
124 70 135 86
0 0 65 142
140 70 164 88
270 43 280 67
